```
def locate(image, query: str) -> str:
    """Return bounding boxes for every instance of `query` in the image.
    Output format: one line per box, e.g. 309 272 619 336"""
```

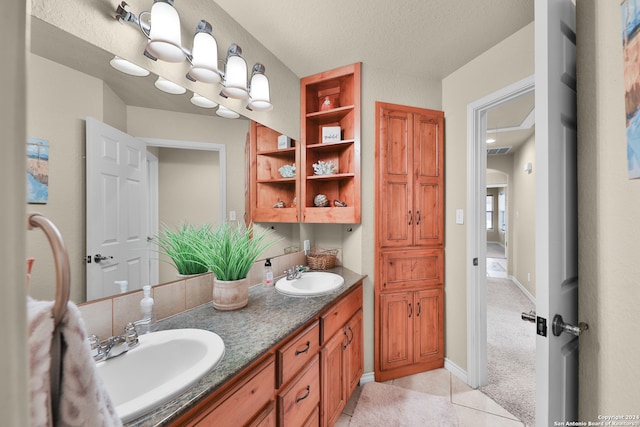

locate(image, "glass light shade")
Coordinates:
216 105 240 119
191 93 218 109
189 32 221 83
222 55 249 99
109 56 150 77
154 76 186 94
147 1 185 63
248 73 273 111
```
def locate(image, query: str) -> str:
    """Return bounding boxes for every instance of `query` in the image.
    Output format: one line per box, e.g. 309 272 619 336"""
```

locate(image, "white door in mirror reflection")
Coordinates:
86 118 150 300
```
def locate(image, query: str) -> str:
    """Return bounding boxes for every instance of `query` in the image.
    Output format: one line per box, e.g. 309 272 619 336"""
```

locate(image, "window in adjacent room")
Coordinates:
499 191 506 232
486 194 494 230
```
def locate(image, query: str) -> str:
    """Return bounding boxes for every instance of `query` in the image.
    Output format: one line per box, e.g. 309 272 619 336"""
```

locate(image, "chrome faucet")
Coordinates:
285 265 308 280
89 319 149 362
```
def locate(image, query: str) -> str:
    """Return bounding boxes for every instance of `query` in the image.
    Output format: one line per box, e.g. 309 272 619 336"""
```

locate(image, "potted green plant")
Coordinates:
195 222 280 310
151 223 211 277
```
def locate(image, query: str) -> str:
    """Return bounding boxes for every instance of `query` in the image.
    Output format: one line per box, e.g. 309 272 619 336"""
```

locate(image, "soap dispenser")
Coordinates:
263 258 274 287
138 285 156 334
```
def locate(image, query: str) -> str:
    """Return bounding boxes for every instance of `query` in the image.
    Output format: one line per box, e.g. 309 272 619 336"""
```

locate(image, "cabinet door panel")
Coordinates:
321 330 347 427
414 182 442 245
380 292 414 371
414 116 441 179
380 249 443 291
345 310 364 396
415 289 444 364
381 181 411 245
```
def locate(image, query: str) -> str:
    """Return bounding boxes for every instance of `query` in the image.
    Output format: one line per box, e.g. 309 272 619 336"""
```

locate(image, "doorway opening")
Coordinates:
466 75 536 425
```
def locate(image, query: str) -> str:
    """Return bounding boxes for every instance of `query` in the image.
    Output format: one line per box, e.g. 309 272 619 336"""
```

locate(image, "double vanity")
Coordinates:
101 267 365 426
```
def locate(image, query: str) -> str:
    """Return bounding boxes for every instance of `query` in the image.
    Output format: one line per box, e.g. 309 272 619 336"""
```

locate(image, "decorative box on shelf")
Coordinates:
322 126 341 143
278 135 292 149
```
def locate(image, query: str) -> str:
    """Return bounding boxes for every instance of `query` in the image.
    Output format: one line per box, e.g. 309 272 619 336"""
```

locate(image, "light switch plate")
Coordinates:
455 209 464 225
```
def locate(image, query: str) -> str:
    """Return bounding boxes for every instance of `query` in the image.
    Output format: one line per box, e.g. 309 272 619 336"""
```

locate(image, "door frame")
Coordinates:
466 74 535 388
139 137 227 285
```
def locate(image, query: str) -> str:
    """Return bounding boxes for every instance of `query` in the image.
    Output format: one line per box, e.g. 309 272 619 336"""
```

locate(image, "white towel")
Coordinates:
28 297 122 427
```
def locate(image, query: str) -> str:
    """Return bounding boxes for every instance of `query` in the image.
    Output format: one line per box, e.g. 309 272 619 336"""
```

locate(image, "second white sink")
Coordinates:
275 271 344 297
96 328 224 422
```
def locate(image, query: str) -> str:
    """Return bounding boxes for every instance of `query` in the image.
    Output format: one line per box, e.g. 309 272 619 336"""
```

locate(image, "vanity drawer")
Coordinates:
194 357 275 426
320 284 363 343
278 355 320 427
277 320 320 388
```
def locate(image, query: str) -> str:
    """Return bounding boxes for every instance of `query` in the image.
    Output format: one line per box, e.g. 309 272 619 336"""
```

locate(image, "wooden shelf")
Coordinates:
301 63 361 224
248 122 300 223
306 173 355 181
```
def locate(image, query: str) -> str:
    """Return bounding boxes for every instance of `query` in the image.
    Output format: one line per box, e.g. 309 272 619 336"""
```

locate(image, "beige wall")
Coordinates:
26 54 105 304
577 0 640 417
512 134 536 296
156 148 220 284
442 23 535 370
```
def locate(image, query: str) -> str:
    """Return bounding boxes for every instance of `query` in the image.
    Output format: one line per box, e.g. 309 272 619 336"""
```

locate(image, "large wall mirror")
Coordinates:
26 18 299 304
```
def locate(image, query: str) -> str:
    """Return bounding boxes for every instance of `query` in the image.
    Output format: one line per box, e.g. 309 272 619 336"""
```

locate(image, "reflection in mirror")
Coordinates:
26 18 297 304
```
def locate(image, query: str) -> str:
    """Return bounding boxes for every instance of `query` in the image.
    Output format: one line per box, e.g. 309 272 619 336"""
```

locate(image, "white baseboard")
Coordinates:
444 358 468 384
359 371 375 385
509 275 536 304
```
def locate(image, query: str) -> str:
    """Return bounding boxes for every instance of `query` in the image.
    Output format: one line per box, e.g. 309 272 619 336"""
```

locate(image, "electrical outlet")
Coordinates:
304 240 310 253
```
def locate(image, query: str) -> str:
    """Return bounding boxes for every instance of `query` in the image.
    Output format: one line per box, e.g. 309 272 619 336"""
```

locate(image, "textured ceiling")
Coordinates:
212 0 534 79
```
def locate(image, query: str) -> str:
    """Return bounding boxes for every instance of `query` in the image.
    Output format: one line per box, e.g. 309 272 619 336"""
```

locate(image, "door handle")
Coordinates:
416 210 421 225
408 210 413 225
521 310 536 323
93 254 113 263
408 303 413 318
552 314 589 337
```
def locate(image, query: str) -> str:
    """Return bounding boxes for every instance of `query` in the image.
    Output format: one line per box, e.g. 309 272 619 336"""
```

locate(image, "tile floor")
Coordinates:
336 368 525 426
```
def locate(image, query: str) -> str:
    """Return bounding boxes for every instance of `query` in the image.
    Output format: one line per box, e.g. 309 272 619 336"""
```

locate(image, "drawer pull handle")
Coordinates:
295 385 311 404
295 341 311 356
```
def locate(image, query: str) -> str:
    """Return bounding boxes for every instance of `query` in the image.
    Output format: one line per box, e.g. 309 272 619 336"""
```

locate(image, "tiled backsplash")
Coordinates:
79 251 307 338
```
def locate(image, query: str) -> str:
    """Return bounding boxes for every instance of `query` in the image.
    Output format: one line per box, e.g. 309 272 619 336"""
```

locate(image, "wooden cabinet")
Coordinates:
375 102 445 382
248 121 300 223
300 63 361 224
320 290 363 427
379 289 443 373
187 356 276 426
278 355 320 426
172 282 364 427
377 105 444 247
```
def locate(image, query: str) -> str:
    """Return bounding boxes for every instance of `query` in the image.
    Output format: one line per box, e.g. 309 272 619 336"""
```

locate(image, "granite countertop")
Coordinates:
126 266 366 427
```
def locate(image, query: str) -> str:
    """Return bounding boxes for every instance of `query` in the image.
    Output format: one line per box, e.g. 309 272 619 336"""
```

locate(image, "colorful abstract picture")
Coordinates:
622 0 640 179
27 137 49 203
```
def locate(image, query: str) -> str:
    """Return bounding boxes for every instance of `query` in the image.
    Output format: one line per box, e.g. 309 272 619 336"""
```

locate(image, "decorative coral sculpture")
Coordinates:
312 160 337 175
278 164 296 178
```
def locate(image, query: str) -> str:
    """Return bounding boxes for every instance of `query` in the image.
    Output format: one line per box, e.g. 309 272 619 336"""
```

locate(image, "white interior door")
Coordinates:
535 0 580 424
86 117 150 300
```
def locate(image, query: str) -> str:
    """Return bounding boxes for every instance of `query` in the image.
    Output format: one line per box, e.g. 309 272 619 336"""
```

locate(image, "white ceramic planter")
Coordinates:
212 277 249 310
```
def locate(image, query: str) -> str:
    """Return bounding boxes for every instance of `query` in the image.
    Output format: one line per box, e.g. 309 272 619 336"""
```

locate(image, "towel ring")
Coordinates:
27 213 70 326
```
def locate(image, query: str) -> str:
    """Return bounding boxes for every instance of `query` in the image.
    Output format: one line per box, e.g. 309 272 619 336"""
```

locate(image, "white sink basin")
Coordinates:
96 328 224 422
275 271 345 297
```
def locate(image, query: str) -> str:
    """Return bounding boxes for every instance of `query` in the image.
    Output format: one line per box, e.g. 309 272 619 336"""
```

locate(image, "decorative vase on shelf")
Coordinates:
320 96 334 111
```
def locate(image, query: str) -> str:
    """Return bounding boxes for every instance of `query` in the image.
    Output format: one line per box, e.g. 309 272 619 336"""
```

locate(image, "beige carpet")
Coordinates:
350 382 458 426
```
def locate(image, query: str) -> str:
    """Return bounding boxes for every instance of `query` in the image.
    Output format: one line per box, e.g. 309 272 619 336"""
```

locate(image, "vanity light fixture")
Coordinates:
109 56 150 76
220 44 249 100
190 93 218 109
247 63 273 112
154 76 186 94
216 105 240 119
114 1 273 110
146 0 185 63
186 20 220 84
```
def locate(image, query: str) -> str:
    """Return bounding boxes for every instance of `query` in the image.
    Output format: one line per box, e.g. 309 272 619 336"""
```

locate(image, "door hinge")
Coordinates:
473 257 478 266
537 316 547 337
